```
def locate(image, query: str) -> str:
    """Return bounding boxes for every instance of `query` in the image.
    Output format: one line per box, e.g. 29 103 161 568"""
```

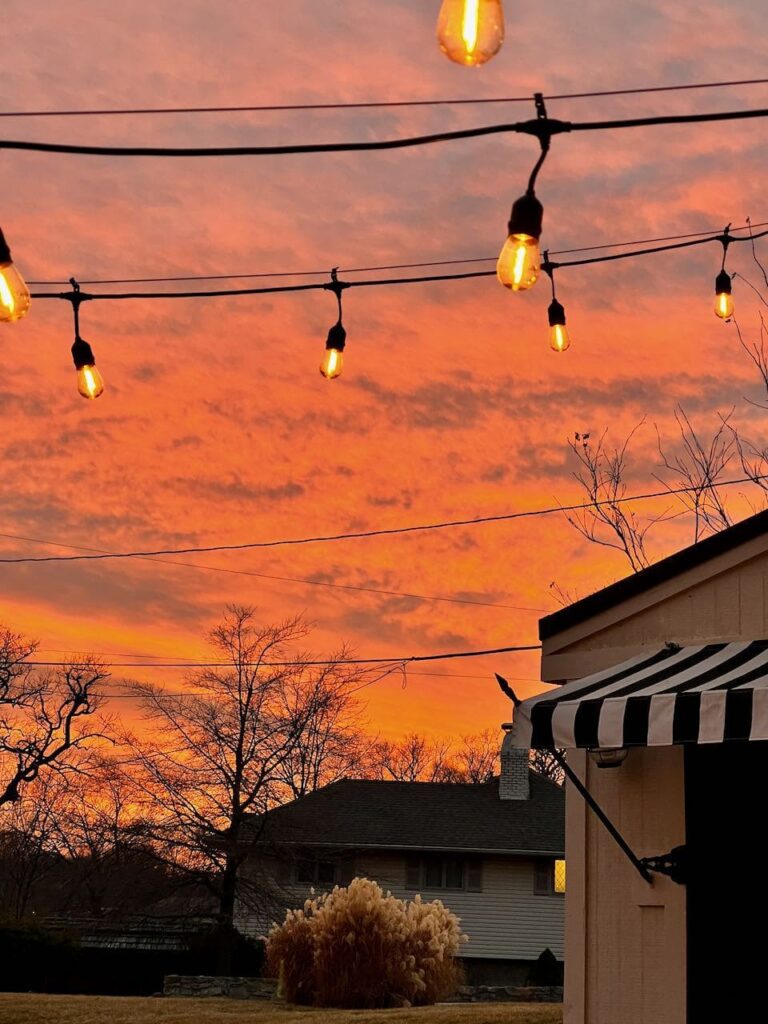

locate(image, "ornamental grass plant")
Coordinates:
266 877 466 1008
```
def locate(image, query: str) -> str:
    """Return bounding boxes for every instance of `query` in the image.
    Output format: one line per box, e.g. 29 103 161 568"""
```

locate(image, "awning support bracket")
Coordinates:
550 749 654 884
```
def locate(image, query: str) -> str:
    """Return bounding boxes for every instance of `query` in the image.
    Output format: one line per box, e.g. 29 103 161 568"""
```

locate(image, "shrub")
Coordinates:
266 877 466 1008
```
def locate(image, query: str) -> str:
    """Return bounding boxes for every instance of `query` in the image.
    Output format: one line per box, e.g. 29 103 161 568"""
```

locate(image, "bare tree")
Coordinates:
0 775 64 921
371 733 456 782
122 607 363 971
655 407 735 541
370 731 500 784
454 730 499 783
562 428 653 573
530 748 565 786
48 759 170 919
272 663 371 800
0 627 108 807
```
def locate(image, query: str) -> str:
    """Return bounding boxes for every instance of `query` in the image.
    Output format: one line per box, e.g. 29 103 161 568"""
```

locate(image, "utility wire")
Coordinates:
3 105 768 158
0 530 541 612
25 219 768 288
26 226 768 303
2 78 767 118
19 644 541 669
2 474 766 566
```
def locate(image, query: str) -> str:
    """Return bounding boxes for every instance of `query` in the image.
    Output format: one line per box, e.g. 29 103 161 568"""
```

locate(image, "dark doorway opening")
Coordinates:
685 741 768 1020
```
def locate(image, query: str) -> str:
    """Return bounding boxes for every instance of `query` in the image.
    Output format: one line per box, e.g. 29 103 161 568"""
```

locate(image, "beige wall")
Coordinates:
542 544 768 682
564 748 686 1024
547 538 768 1024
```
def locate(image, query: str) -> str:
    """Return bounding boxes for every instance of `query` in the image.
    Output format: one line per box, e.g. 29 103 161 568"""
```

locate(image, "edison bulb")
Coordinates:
77 363 104 400
550 324 571 353
320 347 344 380
437 0 504 66
0 261 31 322
497 234 540 291
715 290 734 320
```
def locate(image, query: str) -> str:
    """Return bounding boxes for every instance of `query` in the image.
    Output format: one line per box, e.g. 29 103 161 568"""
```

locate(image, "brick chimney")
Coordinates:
499 728 530 800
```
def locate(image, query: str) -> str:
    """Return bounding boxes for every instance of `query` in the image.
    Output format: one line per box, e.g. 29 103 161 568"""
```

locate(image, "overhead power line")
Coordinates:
25 219 768 289
22 643 541 669
2 105 768 158
2 474 766 566
1 78 766 118
0 529 541 612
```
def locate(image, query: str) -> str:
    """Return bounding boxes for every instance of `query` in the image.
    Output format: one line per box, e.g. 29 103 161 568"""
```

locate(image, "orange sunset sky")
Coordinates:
1 1 767 742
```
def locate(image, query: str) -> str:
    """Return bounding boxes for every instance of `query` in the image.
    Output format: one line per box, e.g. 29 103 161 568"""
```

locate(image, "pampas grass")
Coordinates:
267 878 467 1008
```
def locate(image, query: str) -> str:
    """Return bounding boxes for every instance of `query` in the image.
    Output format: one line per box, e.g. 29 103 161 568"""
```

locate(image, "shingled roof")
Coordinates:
254 774 564 856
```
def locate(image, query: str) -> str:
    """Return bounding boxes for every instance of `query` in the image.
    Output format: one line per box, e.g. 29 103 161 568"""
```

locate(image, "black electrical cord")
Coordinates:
27 225 768 303
3 105 768 158
25 220 768 288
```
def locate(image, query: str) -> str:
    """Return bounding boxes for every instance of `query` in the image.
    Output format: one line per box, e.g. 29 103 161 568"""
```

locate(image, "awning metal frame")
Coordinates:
497 674 687 886
551 750 687 885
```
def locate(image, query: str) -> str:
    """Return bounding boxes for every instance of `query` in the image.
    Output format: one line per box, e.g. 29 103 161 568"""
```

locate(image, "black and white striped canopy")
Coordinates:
510 641 768 749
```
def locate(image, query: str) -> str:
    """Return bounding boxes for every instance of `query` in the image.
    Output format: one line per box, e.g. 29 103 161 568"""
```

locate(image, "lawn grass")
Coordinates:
0 994 562 1024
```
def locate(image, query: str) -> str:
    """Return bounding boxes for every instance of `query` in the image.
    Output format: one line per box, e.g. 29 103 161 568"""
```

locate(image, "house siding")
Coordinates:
237 850 564 962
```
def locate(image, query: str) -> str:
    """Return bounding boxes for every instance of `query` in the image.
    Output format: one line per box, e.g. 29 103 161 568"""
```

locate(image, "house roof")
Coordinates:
539 508 768 642
254 775 564 856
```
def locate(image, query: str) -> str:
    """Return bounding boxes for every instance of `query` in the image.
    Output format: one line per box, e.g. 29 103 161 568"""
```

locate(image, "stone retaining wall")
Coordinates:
163 975 277 1000
163 975 561 1004
449 984 563 1003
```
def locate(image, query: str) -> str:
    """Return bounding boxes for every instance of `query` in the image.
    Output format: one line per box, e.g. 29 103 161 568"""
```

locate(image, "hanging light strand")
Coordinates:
68 279 104 399
542 255 570 353
496 93 550 291
714 225 735 320
320 268 348 380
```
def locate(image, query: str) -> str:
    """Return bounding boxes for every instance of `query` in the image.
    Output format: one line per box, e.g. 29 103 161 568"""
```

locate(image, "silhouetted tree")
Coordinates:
0 627 107 808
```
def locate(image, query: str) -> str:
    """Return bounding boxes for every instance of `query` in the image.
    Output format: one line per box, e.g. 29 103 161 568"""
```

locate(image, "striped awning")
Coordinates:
509 641 768 749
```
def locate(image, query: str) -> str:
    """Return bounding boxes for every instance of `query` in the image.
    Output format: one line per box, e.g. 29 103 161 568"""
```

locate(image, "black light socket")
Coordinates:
72 335 96 370
326 322 347 352
548 298 566 327
0 228 11 264
508 193 544 239
715 269 732 295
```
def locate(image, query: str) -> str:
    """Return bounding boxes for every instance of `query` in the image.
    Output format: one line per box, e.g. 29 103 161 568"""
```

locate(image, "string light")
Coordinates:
436 0 505 66
543 257 570 353
0 227 31 322
497 95 549 292
68 279 104 399
714 225 734 320
11 223 768 400
320 269 347 380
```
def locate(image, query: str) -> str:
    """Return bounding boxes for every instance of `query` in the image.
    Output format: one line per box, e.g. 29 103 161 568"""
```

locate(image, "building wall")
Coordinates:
237 850 564 963
545 543 768 1023
564 748 686 1024
541 545 768 682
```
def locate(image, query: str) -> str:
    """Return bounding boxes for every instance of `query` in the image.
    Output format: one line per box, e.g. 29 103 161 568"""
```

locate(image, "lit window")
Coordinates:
534 858 565 896
554 859 566 894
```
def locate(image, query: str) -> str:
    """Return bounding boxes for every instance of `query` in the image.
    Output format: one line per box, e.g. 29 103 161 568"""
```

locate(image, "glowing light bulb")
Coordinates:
71 336 104 400
0 229 31 323
320 322 346 380
550 323 570 353
714 270 734 320
77 364 105 400
497 193 544 291
497 234 541 291
437 0 504 66
548 299 570 353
